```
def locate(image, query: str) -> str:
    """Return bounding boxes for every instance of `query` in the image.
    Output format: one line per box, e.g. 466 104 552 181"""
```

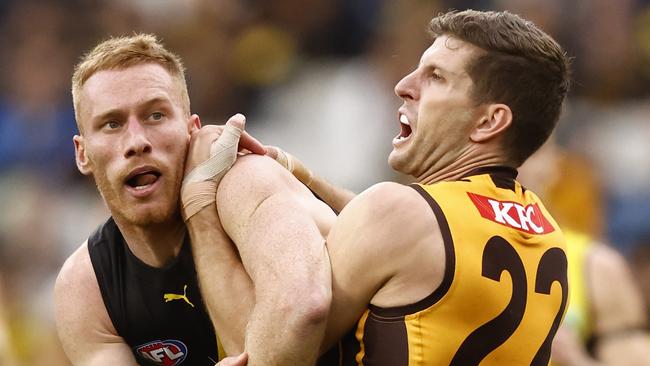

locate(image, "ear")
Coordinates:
470 104 512 143
188 114 201 133
73 135 92 175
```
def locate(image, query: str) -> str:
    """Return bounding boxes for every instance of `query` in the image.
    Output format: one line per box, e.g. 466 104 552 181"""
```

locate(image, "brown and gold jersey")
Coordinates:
346 167 568 366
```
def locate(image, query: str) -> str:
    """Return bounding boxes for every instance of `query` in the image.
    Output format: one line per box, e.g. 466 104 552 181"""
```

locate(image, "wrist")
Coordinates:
181 180 217 221
291 158 313 187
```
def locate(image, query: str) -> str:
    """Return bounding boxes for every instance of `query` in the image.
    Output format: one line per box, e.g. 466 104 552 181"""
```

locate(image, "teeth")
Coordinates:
400 114 410 125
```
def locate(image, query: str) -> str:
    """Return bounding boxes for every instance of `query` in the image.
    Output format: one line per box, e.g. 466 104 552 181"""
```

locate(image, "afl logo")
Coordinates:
136 339 188 365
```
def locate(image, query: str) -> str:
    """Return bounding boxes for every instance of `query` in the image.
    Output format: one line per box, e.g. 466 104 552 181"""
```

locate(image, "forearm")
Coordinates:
186 207 254 355
215 155 334 365
268 146 356 213
246 292 328 365
306 175 356 214
237 198 331 365
59 338 138 366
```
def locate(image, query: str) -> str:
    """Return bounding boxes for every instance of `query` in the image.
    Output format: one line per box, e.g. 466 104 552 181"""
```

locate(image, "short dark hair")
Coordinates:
428 10 571 166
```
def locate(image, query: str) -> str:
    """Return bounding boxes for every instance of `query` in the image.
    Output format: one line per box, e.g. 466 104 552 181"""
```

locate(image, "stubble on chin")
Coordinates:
93 172 179 226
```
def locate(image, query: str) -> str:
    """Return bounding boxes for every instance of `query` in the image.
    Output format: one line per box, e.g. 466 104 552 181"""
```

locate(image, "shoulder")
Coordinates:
330 182 440 261
340 182 436 232
588 243 629 274
327 182 446 307
55 241 121 360
586 242 647 332
223 154 298 191
217 154 336 237
218 155 303 207
55 241 96 301
587 243 636 295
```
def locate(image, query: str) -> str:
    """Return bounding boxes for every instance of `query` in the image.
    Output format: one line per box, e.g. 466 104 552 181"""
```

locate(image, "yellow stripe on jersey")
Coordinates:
356 311 369 365
351 167 568 365
217 336 226 361
562 229 593 342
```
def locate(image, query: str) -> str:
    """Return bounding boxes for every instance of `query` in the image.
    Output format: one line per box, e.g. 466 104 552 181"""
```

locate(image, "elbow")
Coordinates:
303 282 331 327
281 281 331 334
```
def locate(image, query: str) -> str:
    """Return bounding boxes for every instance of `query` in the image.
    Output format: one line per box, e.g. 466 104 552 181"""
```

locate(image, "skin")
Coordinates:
387 36 512 183
324 34 515 345
54 62 266 365
265 146 356 214
184 116 335 365
520 142 650 366
56 63 199 365
551 245 650 366
212 34 520 363
589 245 650 366
72 63 197 266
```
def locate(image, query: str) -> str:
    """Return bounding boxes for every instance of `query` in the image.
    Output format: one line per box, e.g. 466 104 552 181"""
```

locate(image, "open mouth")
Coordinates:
125 169 161 190
397 114 413 141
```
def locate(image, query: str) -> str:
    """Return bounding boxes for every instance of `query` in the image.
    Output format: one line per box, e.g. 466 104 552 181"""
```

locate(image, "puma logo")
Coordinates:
163 285 195 308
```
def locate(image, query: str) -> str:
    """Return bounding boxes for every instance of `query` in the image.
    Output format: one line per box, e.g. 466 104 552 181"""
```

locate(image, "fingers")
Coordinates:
240 131 267 155
226 113 245 130
267 145 292 171
265 145 280 160
195 114 266 156
227 113 267 155
216 352 248 366
211 116 244 156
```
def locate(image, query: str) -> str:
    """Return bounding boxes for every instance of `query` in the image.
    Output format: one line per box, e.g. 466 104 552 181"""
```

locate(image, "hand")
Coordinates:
181 114 265 221
184 114 265 176
265 146 313 187
215 352 248 366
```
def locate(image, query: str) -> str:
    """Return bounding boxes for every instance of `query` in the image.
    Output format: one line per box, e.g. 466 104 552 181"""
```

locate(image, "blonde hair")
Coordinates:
71 34 190 129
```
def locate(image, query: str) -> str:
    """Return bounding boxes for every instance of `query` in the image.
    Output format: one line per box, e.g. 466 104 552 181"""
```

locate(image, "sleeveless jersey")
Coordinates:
88 217 220 365
348 166 568 365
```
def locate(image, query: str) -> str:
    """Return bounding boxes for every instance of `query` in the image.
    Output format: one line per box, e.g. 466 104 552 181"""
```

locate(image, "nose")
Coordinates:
394 68 419 101
123 117 152 158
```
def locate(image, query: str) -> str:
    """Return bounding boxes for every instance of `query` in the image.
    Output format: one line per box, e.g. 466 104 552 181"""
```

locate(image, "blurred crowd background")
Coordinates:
1 0 650 364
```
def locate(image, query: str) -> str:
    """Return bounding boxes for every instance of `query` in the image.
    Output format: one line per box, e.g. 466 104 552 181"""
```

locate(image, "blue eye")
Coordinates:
106 121 120 129
151 112 164 120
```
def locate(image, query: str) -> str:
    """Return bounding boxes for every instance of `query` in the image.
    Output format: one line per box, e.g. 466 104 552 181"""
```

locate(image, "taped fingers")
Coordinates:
181 120 244 221
268 146 313 187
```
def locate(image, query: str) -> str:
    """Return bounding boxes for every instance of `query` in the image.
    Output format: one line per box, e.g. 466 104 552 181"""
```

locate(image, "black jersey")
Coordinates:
88 217 218 366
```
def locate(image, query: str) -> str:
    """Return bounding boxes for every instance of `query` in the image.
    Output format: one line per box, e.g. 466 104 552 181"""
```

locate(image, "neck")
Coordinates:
113 214 186 268
416 149 510 185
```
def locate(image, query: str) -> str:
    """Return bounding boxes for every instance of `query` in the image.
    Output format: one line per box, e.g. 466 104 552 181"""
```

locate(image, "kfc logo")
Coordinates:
467 192 555 234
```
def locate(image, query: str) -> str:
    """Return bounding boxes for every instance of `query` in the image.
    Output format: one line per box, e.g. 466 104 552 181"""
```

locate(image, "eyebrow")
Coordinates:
91 96 172 124
420 62 452 76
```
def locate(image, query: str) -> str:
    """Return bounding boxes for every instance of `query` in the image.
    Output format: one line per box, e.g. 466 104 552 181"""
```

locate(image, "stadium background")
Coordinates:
1 0 650 364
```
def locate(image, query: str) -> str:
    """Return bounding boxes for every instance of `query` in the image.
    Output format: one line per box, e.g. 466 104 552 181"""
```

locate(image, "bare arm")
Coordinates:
54 243 138 365
215 154 335 365
321 182 442 349
590 245 650 366
182 115 264 355
183 117 333 361
266 146 356 213
551 325 603 366
553 244 650 366
186 208 253 355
